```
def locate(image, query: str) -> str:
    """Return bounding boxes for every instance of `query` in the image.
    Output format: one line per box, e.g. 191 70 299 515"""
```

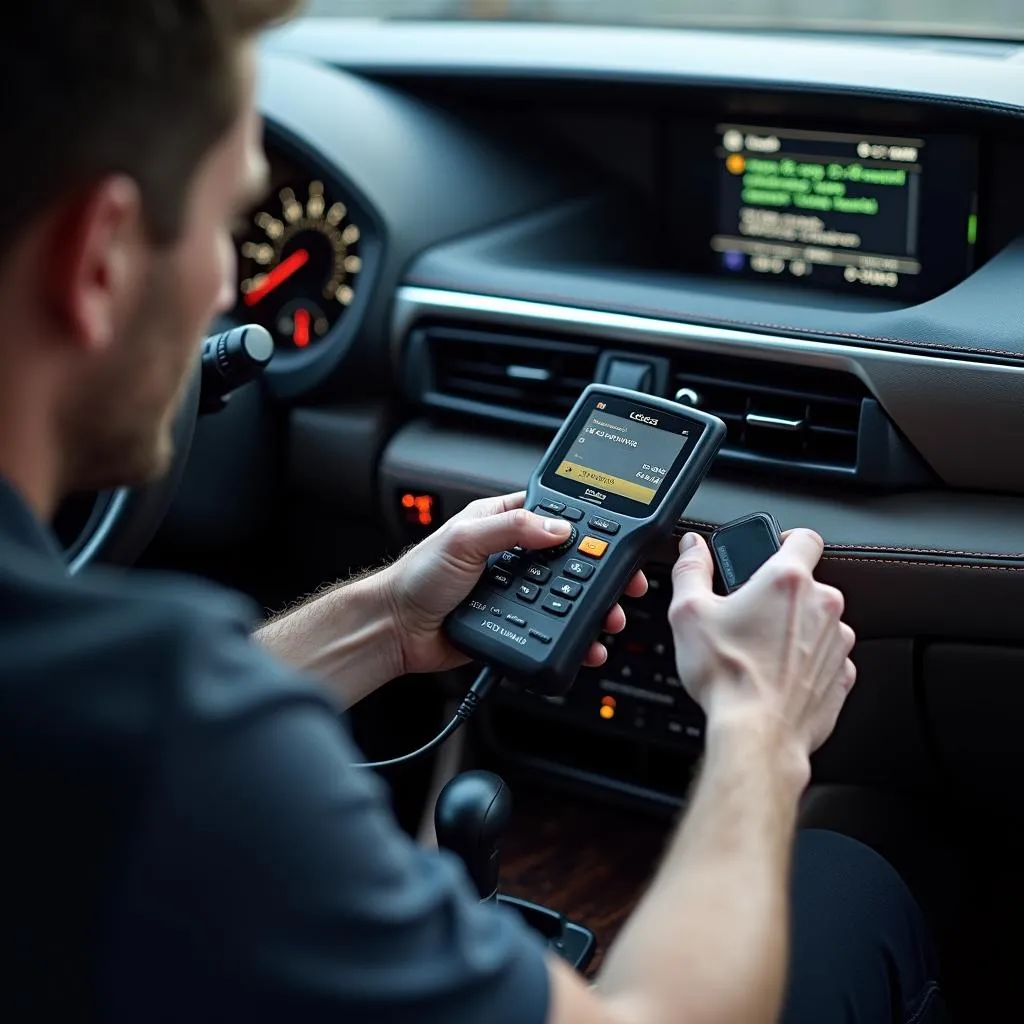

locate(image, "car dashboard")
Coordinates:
168 18 1024 811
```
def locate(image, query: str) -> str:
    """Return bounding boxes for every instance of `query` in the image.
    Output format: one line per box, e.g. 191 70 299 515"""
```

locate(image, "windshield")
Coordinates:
308 1 1024 40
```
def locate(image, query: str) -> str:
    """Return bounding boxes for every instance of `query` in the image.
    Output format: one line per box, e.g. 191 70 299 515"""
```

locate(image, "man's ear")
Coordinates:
43 174 146 354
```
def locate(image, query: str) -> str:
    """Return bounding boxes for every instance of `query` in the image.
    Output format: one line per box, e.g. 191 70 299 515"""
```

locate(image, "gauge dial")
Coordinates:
235 179 362 350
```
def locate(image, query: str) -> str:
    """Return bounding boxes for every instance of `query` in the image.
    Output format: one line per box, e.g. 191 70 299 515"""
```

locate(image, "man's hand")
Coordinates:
669 529 856 772
378 492 648 676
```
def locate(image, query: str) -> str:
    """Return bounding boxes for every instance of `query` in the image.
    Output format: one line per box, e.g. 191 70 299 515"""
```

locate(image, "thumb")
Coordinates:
671 532 714 601
445 507 571 565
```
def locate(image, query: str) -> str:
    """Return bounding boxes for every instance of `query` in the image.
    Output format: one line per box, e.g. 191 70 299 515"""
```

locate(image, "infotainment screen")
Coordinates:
708 123 978 299
540 395 705 517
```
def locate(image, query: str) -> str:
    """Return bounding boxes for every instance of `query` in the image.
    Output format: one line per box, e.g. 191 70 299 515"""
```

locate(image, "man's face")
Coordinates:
62 45 269 493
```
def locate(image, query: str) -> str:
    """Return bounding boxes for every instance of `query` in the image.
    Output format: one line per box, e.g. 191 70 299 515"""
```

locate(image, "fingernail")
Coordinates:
543 518 571 535
681 532 699 550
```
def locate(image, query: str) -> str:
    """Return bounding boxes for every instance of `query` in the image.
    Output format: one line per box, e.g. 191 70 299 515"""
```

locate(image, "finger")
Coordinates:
670 533 715 602
819 584 845 620
583 642 608 668
811 621 856 690
445 506 571 565
842 657 858 691
603 604 626 635
624 571 648 599
774 528 825 572
839 622 856 654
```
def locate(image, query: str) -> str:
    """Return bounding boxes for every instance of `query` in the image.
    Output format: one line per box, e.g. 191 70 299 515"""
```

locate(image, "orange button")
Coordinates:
578 536 609 559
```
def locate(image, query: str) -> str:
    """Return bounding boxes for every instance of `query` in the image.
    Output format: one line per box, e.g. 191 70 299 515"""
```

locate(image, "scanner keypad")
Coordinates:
474 504 621 642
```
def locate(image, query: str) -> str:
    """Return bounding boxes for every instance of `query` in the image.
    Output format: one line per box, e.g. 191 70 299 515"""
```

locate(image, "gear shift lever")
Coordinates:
434 770 512 903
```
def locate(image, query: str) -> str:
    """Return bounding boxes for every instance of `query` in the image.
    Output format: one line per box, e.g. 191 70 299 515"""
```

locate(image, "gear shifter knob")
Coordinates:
434 770 512 903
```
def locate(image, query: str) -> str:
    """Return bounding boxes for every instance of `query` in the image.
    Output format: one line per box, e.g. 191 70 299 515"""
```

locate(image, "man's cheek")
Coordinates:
213 231 237 315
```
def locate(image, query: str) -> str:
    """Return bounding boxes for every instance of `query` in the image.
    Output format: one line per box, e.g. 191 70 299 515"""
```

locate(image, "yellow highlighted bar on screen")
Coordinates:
554 461 657 504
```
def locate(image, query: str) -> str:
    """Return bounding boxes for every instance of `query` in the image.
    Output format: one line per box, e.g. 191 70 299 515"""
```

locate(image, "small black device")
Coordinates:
444 385 726 697
710 512 783 593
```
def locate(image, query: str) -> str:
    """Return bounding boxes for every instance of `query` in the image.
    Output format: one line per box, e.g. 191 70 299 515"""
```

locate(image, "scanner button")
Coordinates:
578 536 609 559
544 524 578 559
529 628 553 644
525 564 551 583
495 550 522 570
562 506 584 522
490 606 503 617
550 577 583 600
488 567 514 588
588 516 620 535
506 613 527 628
542 595 572 617
537 499 566 515
563 558 595 580
516 582 541 603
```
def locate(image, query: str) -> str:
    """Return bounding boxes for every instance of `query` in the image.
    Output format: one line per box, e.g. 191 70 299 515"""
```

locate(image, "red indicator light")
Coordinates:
293 307 311 348
400 492 437 528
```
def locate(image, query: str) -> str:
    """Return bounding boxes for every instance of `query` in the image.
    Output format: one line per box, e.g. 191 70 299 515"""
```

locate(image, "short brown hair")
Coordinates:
1 1 301 254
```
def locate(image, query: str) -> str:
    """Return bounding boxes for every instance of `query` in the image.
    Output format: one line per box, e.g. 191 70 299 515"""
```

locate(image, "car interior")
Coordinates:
57 8 1024 1018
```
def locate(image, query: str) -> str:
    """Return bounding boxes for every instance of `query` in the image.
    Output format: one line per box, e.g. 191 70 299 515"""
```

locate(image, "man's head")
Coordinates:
0 1 300 513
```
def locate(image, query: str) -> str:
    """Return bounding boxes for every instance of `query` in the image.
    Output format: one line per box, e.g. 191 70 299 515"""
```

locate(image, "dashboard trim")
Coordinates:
266 20 1024 119
403 268 1024 364
392 285 1024 492
392 285 1009 369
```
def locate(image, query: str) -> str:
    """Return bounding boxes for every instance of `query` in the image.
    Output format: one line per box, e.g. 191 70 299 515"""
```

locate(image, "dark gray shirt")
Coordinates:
0 479 548 1022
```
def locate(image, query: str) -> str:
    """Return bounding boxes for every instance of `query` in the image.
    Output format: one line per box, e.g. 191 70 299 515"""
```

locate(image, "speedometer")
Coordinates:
235 178 363 350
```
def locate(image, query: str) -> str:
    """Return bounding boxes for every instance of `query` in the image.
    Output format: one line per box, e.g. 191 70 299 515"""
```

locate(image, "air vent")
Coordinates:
406 324 600 428
403 320 926 484
672 351 866 475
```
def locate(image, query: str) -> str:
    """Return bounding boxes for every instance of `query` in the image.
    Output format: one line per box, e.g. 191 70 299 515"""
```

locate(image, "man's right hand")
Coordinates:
669 529 856 764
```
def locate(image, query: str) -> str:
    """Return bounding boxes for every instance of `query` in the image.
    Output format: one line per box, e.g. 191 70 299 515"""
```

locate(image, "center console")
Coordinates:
483 559 705 806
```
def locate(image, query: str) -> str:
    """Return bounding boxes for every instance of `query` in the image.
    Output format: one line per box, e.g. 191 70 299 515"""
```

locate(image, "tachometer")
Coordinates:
235 179 362 350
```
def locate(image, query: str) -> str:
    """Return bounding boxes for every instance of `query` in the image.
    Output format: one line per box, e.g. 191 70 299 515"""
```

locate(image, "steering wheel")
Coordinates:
58 359 202 575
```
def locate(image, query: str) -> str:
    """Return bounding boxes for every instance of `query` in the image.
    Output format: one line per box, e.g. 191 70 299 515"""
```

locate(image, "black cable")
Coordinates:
351 665 499 770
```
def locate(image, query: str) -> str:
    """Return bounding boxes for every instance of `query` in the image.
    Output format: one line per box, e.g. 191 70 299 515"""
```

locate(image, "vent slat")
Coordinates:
674 355 863 469
420 325 601 422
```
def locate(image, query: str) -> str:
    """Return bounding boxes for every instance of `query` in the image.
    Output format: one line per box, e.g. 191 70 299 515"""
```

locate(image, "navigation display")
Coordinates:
710 123 977 297
542 397 703 517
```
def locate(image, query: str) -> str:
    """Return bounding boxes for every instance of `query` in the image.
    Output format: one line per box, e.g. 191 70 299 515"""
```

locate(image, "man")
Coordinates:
0 2 946 1022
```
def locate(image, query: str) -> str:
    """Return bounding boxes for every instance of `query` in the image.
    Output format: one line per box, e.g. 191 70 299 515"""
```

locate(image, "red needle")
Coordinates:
293 307 311 348
244 248 309 307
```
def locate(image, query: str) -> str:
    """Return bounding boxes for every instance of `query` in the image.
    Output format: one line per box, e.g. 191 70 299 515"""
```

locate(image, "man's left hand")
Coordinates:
378 492 649 676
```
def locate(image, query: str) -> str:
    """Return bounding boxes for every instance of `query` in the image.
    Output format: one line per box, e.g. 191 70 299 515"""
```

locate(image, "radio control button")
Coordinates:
515 582 541 603
488 566 513 588
529 628 553 644
506 613 527 627
536 500 566 515
525 564 552 583
588 516 620 535
542 595 572 617
563 558 595 580
578 536 609 559
562 506 584 522
550 577 583 600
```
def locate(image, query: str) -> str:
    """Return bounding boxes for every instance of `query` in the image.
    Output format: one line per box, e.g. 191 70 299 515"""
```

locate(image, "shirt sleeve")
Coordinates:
98 606 551 1024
